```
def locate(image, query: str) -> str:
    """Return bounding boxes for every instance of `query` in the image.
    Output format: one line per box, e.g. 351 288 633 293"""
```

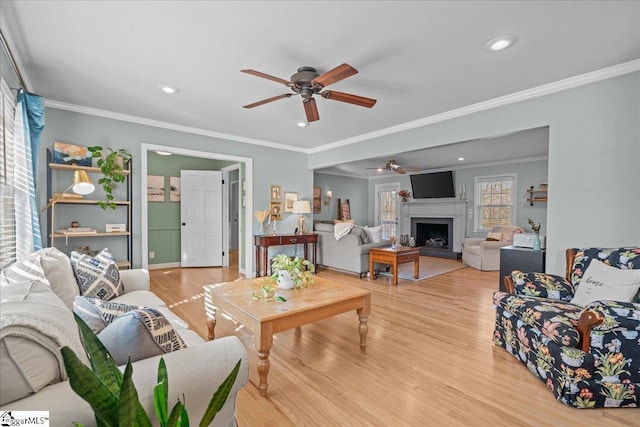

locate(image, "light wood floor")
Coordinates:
150 254 638 426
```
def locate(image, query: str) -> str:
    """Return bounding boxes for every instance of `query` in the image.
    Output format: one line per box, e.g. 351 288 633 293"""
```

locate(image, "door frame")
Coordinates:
221 163 241 268
374 182 400 238
141 144 253 276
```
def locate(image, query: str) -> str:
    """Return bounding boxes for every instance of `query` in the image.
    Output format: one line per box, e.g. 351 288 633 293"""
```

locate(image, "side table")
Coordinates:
254 233 318 277
499 245 546 291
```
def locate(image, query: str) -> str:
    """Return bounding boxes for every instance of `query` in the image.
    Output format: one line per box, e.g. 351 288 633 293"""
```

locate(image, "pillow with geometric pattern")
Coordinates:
70 248 124 300
97 307 187 365
73 296 137 334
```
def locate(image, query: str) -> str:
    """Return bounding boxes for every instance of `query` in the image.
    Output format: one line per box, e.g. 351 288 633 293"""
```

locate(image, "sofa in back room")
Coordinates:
314 222 389 277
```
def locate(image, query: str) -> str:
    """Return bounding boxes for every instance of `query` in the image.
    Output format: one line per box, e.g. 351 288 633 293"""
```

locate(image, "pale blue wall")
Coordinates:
310 72 640 274
38 108 311 269
313 173 369 225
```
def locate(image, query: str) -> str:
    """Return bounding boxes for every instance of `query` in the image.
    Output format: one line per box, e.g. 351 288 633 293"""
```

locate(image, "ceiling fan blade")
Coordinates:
321 90 377 108
303 97 320 122
243 93 292 109
241 69 291 86
394 168 407 175
312 63 358 87
403 167 423 172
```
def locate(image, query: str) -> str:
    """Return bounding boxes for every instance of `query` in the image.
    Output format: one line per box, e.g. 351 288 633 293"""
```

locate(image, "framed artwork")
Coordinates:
284 192 298 212
270 185 281 201
147 175 165 202
53 142 92 166
269 202 283 220
169 176 180 202
313 187 321 214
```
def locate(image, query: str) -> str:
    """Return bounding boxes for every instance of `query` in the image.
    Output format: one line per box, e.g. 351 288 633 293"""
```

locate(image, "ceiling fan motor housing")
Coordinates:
291 66 323 94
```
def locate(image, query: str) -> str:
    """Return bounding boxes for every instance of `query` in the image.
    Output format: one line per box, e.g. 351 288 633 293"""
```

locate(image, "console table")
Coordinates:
499 245 546 291
254 233 318 277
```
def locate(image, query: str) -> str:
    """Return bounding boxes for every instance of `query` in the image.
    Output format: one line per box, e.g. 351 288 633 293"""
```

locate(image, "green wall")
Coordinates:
146 152 235 265
313 173 369 225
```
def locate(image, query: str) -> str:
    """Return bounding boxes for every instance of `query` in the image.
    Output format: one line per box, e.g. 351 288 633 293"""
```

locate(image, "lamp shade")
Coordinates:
72 170 95 195
292 200 311 214
326 190 332 198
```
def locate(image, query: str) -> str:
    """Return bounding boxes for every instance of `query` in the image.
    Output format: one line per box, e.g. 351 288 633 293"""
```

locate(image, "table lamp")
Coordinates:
42 170 95 211
292 200 311 234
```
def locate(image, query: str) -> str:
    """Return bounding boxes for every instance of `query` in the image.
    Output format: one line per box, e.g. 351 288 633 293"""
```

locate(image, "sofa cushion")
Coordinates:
350 226 369 244
364 225 383 243
0 247 79 309
71 249 124 300
570 259 640 307
314 223 334 233
486 231 502 241
511 271 575 301
97 308 187 365
0 280 88 405
73 296 136 334
493 291 582 347
570 247 640 290
334 222 354 240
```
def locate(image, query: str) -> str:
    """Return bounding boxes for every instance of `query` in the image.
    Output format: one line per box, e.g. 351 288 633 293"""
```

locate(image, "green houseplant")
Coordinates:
88 146 132 210
61 314 241 427
270 254 315 290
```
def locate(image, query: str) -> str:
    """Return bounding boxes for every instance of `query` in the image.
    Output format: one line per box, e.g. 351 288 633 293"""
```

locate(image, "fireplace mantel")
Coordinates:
400 199 468 253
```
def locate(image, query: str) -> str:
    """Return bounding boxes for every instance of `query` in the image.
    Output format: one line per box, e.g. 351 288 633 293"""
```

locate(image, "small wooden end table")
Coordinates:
204 277 371 397
369 246 420 286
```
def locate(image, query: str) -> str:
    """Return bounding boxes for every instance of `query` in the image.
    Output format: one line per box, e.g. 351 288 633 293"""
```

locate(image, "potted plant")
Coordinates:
88 146 132 210
270 254 315 290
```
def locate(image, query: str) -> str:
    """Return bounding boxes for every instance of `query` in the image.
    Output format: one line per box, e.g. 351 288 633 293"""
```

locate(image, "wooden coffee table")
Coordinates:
369 246 420 286
204 277 371 397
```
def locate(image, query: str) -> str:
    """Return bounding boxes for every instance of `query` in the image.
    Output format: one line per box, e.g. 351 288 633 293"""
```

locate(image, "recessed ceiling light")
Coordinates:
156 151 172 156
458 157 465 161
158 85 179 94
484 34 517 52
296 121 308 128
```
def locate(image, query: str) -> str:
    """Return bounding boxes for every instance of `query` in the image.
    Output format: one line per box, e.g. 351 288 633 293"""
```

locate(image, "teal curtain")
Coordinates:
14 89 44 256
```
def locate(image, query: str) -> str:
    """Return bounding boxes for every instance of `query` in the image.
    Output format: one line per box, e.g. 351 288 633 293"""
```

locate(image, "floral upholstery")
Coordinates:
493 247 640 408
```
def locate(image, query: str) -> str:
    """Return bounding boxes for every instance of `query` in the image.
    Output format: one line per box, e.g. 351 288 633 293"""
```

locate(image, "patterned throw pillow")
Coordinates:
98 308 187 365
71 249 124 300
73 296 136 333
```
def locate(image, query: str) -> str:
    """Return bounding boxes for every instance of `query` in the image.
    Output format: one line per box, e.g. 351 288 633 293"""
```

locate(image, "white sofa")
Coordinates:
0 248 248 426
461 225 524 271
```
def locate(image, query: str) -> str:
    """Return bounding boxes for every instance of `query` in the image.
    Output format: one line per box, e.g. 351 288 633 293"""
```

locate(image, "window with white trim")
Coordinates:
474 174 517 233
0 77 17 267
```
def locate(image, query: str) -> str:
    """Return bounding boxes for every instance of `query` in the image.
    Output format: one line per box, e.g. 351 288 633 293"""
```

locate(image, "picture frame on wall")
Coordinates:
147 175 165 202
270 185 281 200
169 176 180 202
270 201 283 220
313 186 321 214
284 192 298 212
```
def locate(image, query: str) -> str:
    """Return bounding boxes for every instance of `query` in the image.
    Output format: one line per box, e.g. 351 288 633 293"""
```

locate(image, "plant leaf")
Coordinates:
167 401 185 427
275 296 287 302
118 360 139 427
154 358 169 427
61 346 119 426
199 360 241 427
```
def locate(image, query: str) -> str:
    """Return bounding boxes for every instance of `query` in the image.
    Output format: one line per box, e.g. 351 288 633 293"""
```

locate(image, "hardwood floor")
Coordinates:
150 254 638 426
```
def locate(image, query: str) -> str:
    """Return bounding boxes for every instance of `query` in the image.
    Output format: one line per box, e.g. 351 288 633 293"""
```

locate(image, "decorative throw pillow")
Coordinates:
570 259 640 307
364 225 383 243
334 222 354 240
351 226 369 244
486 232 503 242
73 296 137 334
71 249 124 300
97 308 187 365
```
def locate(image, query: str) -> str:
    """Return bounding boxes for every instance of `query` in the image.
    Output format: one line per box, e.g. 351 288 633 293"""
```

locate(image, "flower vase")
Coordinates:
259 221 265 234
533 233 541 251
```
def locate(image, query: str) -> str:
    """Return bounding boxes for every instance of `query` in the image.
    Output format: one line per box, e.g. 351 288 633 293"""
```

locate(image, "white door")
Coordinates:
375 183 400 240
180 170 223 267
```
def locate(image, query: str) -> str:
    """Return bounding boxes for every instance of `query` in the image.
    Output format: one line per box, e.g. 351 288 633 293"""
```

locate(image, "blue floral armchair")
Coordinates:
493 247 640 408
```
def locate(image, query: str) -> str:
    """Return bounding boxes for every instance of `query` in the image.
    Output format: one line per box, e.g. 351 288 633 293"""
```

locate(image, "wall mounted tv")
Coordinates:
410 171 456 199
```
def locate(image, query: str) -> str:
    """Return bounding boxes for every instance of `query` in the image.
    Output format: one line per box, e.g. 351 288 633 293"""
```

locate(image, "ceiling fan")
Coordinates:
241 63 376 122
367 160 422 175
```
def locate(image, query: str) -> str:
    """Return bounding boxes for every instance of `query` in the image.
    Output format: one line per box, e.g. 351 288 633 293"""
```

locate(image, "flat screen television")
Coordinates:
410 171 456 199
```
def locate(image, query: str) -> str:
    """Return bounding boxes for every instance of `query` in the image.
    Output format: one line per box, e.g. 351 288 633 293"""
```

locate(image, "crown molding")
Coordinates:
44 99 308 153
309 60 640 154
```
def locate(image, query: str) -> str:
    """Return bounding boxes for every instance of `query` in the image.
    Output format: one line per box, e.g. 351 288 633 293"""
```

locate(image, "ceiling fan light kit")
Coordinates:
366 160 422 175
241 63 377 122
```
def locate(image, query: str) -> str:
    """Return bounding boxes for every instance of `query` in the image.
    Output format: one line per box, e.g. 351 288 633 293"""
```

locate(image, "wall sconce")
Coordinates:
324 190 332 205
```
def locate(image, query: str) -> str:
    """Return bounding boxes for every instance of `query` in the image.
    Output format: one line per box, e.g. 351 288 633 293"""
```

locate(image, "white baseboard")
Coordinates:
148 262 181 270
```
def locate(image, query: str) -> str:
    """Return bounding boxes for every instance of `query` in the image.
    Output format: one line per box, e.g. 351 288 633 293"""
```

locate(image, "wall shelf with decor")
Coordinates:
45 149 132 268
526 185 548 206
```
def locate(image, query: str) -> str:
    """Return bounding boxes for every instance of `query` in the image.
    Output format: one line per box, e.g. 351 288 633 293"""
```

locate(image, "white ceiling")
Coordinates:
3 1 639 175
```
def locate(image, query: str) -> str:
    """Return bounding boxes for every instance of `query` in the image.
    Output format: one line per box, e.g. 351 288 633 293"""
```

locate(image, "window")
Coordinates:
0 77 16 267
474 174 517 233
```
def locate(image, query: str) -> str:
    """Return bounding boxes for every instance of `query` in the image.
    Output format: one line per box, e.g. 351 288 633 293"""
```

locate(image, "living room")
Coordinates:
1 1 639 425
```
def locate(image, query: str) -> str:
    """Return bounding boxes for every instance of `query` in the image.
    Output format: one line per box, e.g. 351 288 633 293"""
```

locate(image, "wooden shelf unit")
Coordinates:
45 149 133 267
526 185 548 206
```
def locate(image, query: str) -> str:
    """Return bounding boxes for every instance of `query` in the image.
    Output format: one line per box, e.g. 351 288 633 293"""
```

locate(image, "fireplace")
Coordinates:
410 217 460 259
